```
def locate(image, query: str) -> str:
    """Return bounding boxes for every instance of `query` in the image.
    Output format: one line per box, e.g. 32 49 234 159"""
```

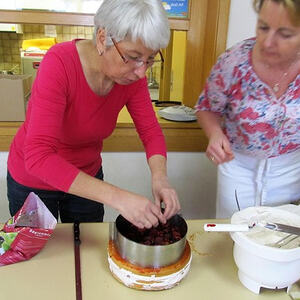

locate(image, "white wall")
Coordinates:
226 0 257 49
0 152 216 222
0 0 257 223
102 152 217 222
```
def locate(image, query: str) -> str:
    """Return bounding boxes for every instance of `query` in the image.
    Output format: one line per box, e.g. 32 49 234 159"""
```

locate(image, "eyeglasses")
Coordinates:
111 37 164 68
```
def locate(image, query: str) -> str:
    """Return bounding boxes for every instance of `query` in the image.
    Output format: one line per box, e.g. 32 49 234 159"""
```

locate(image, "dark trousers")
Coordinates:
7 168 104 223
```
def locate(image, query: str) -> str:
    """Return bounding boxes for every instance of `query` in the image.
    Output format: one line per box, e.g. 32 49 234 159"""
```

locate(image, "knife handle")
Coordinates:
74 221 81 244
204 223 250 232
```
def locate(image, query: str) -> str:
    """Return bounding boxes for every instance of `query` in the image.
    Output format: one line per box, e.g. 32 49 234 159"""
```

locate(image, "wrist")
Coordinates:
207 126 224 139
152 171 167 181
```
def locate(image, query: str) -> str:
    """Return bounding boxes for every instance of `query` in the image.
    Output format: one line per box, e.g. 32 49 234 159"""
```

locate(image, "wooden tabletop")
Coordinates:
0 220 290 300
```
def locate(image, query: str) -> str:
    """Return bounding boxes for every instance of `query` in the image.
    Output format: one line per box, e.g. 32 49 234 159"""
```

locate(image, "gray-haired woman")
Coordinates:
7 0 180 228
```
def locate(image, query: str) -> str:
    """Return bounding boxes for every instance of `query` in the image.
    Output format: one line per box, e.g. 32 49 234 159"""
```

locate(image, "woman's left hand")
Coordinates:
152 175 180 220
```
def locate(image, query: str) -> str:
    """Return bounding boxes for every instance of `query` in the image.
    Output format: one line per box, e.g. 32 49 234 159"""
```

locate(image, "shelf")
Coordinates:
0 9 189 30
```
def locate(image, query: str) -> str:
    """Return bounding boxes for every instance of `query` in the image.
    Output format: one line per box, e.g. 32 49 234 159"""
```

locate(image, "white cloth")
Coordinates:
216 150 300 218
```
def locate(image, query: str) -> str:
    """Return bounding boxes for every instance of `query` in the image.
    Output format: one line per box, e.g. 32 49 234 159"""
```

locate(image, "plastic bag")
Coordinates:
0 192 57 266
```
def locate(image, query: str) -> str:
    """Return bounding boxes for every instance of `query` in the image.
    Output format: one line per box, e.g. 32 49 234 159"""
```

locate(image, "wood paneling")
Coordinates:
0 104 208 152
202 0 231 87
0 9 189 30
159 32 173 101
183 0 231 108
0 122 208 152
0 122 20 151
102 127 207 152
183 0 208 108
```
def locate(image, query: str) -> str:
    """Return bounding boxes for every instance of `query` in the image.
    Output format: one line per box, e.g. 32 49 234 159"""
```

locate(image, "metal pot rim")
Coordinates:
115 213 188 246
113 214 188 267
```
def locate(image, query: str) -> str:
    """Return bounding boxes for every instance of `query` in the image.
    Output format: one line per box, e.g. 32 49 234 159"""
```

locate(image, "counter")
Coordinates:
0 220 290 300
0 105 207 152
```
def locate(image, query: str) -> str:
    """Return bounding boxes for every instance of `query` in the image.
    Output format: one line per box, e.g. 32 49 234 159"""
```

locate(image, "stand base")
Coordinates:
238 270 290 294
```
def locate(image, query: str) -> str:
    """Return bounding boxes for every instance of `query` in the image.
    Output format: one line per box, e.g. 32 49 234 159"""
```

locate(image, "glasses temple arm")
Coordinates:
111 37 128 63
159 50 164 63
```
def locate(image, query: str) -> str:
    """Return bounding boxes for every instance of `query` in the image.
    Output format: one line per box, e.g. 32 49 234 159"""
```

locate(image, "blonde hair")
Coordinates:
253 0 300 25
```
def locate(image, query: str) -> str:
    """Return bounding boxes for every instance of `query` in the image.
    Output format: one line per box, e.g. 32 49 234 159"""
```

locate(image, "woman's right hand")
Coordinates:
117 192 166 229
206 131 234 164
69 171 166 229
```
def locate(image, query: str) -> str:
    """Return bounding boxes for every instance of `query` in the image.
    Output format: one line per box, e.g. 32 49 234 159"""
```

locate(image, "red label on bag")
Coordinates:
0 226 53 266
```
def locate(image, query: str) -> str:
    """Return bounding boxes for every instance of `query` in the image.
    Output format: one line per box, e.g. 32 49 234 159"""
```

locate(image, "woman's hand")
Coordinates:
117 192 167 229
196 111 234 164
152 175 180 220
118 175 180 229
206 131 234 164
147 155 180 220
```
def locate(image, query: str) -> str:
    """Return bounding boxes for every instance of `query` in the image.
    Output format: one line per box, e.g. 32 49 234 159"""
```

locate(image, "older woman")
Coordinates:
196 0 300 218
7 0 180 228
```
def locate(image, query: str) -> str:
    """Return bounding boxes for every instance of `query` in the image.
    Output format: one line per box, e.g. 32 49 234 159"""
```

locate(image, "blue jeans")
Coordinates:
7 168 104 223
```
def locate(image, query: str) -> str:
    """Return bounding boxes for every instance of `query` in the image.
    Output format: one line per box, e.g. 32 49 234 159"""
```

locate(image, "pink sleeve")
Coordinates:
126 78 167 159
23 51 79 192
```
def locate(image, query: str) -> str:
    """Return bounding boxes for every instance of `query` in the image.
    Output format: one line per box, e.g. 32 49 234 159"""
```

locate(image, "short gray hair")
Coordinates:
93 0 170 50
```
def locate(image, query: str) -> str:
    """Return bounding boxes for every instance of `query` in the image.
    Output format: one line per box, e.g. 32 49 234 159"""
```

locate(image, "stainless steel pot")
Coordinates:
109 214 188 268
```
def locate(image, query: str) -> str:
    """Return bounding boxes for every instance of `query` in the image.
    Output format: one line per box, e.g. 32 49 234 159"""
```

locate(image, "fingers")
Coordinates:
207 151 220 164
139 218 155 229
154 189 180 221
133 199 178 229
149 205 164 226
152 177 180 221
207 144 234 164
223 139 234 160
207 152 234 164
206 142 222 164
206 146 226 164
127 214 156 229
120 199 165 229
162 192 180 220
207 132 235 164
207 152 217 163
120 189 180 230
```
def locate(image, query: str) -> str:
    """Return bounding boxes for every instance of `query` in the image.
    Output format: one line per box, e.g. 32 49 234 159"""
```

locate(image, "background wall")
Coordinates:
0 0 258 222
226 0 257 49
0 152 216 222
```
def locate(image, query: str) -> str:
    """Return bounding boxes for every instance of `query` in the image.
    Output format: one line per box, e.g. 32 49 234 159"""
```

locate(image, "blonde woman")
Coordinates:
196 0 300 218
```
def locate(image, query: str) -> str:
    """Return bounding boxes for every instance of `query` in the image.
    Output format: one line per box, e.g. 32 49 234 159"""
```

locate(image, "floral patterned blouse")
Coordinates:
195 38 300 158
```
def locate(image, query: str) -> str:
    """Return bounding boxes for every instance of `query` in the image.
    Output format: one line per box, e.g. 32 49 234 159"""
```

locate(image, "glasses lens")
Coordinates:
135 61 160 68
126 56 163 68
134 60 144 68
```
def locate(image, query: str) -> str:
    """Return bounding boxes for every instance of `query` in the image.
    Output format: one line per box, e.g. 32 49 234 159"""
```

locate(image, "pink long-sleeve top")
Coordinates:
8 40 166 192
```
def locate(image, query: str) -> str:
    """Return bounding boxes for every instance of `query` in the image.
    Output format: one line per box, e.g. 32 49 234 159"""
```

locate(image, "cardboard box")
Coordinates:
0 74 32 121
